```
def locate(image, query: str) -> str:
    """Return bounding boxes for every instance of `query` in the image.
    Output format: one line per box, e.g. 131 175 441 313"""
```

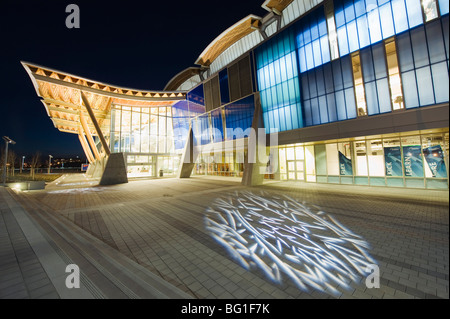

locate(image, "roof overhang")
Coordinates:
22 61 187 135
195 14 262 67
261 0 295 13
164 67 205 91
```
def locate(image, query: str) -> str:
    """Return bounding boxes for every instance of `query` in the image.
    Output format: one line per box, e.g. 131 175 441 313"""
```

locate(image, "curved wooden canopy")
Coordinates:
164 67 204 91
195 15 262 67
22 61 186 135
261 0 295 13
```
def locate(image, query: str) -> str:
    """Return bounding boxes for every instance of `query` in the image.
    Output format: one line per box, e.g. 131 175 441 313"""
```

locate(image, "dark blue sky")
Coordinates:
0 0 266 158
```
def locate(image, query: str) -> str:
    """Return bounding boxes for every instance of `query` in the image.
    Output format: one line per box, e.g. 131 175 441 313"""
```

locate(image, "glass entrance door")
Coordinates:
288 160 305 180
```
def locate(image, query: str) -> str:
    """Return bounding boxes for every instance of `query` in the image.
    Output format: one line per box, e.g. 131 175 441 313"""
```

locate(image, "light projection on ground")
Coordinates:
205 191 377 295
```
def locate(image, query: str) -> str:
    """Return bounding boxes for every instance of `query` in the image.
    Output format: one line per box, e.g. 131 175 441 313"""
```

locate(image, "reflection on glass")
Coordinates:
354 141 368 176
422 0 439 22
385 40 404 110
351 53 367 116
325 2 340 60
368 139 385 176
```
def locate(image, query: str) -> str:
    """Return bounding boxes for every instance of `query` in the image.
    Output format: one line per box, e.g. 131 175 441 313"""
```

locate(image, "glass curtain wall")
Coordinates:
278 132 449 189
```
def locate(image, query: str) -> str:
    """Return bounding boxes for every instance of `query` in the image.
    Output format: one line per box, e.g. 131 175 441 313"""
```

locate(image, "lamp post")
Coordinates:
21 156 25 174
2 136 16 186
48 155 53 174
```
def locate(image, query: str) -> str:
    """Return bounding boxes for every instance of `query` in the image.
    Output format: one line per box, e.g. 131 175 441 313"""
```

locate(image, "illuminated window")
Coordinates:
351 53 367 116
422 0 439 22
368 140 385 176
385 39 405 110
325 1 340 60
353 140 368 176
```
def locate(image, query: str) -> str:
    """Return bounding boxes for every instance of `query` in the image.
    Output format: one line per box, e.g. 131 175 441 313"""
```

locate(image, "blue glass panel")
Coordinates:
372 43 387 79
416 66 435 106
324 64 335 93
431 62 450 103
318 15 328 36
274 59 281 84
308 71 318 98
335 0 346 27
376 78 392 113
319 96 329 124
347 20 360 53
405 0 423 28
326 93 338 122
379 3 395 39
410 27 429 68
279 56 288 82
219 69 230 106
397 32 415 72
297 31 304 47
284 105 293 131
285 52 295 79
172 100 191 150
439 0 449 15
401 71 420 108
337 26 350 56
365 81 380 115
357 15 371 49
367 8 382 44
305 43 315 70
344 88 357 118
290 104 299 129
426 21 446 64
298 47 307 73
312 39 322 67
344 0 356 22
391 0 409 34
443 16 449 59
320 36 331 63
335 90 347 120
278 105 287 132
301 75 310 100
187 84 205 105
311 20 320 41
303 99 313 126
354 0 366 17
365 0 378 12
332 60 344 90
224 95 255 140
378 0 389 5
341 56 354 88
303 25 312 44
316 67 326 96
296 103 304 128
311 98 321 125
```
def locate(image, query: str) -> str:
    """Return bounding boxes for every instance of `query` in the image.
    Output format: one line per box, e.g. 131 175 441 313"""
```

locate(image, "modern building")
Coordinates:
23 0 449 189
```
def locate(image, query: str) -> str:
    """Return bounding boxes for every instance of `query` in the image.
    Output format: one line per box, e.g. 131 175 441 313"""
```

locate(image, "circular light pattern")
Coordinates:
205 190 376 295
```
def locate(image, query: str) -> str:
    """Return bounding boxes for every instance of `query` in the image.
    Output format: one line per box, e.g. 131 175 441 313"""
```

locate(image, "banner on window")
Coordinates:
339 151 353 176
384 146 402 177
423 145 448 178
403 145 423 177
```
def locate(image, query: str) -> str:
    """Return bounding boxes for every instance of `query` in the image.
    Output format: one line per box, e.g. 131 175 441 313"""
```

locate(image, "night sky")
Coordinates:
1 0 266 159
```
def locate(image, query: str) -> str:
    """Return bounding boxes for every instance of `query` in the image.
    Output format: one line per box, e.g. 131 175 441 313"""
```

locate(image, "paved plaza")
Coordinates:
0 174 448 299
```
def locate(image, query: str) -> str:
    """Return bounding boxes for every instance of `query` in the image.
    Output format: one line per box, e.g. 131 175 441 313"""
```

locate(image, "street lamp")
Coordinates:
48 155 53 174
2 136 16 186
21 156 25 174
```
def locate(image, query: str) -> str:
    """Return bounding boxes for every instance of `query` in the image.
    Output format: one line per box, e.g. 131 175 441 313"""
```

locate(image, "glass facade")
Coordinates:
255 27 303 133
254 0 448 128
277 131 449 189
110 104 180 177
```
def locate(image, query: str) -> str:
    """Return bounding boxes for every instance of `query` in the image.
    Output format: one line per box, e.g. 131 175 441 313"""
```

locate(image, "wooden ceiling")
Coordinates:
22 62 186 135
